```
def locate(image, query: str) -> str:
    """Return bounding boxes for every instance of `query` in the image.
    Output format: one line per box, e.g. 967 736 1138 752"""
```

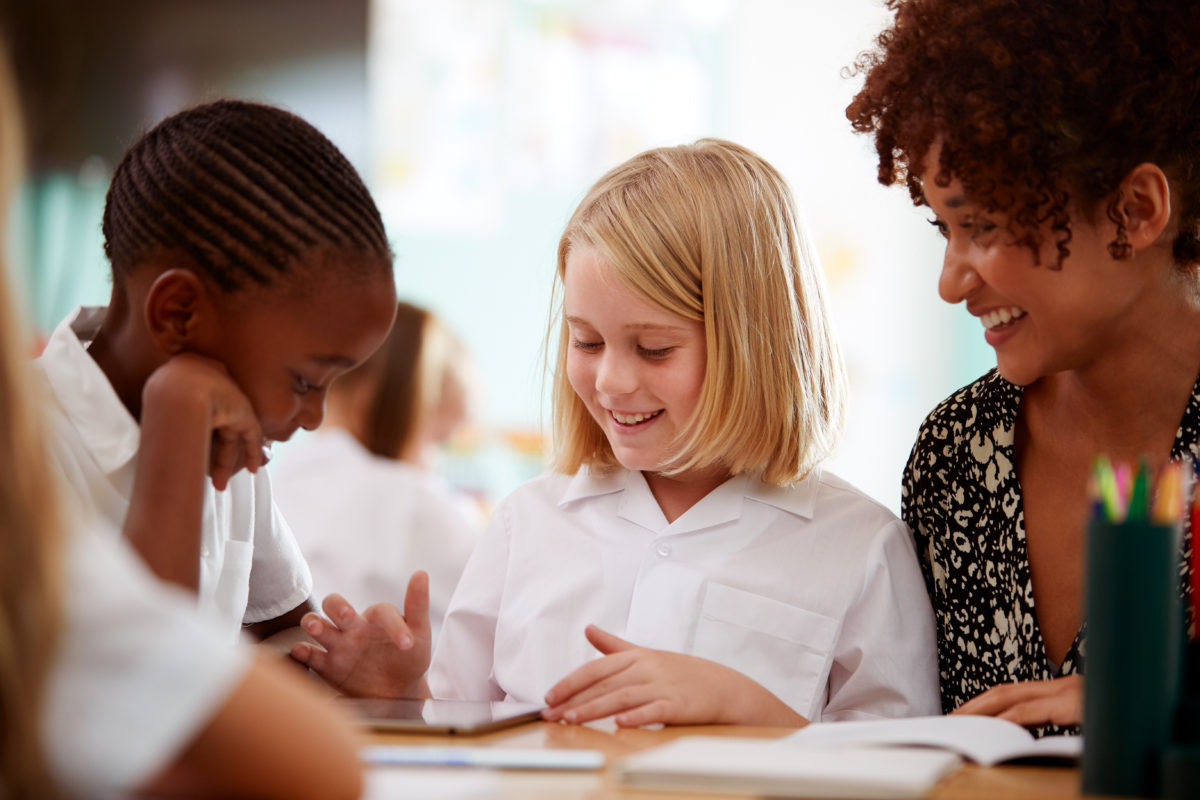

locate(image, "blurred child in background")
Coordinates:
274 300 483 643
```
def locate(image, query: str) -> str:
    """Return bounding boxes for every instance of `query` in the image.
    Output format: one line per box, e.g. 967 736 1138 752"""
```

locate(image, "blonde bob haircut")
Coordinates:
551 138 847 486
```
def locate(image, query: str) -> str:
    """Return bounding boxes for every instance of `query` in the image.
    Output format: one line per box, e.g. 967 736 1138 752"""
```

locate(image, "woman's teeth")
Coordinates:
981 307 1026 330
612 410 663 425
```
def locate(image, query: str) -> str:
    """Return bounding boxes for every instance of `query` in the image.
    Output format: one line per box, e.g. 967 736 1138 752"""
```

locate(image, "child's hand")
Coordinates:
541 625 805 728
142 353 266 490
126 352 267 589
291 571 432 699
951 674 1082 728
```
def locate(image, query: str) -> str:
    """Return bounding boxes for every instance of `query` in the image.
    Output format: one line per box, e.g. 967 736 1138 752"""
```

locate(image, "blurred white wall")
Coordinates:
367 0 993 513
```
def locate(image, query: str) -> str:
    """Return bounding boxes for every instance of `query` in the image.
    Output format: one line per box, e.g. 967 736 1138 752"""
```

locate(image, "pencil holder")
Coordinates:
1164 641 1200 800
1082 520 1181 798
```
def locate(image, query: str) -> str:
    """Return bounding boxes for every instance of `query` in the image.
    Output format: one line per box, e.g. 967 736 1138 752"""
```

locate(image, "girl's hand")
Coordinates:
951 674 1082 728
142 352 266 490
541 625 805 728
291 571 432 699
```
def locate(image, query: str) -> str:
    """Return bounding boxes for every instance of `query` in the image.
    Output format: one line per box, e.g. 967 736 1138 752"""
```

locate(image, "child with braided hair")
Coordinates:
35 99 399 644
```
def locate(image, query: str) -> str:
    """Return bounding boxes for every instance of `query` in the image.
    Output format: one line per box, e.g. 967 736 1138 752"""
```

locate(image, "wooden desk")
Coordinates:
362 721 1086 799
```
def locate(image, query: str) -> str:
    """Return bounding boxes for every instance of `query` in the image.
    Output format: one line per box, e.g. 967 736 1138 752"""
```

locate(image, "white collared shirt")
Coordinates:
45 521 249 799
429 466 940 722
34 306 312 639
272 428 482 643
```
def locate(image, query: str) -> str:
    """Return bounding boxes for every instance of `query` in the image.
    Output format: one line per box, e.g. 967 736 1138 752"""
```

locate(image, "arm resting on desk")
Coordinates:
542 626 808 728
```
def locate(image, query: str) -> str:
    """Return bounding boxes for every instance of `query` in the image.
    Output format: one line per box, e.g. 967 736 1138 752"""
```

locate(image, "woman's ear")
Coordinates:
1115 162 1172 252
143 268 212 355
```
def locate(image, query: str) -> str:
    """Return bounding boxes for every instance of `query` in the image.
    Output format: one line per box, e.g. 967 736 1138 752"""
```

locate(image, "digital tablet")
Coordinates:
340 698 545 735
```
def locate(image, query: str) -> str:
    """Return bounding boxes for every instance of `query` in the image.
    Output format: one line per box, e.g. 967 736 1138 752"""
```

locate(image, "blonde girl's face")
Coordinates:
564 244 707 475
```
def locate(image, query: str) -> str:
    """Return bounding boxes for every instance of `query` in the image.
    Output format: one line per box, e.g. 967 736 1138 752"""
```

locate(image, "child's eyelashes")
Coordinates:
927 217 949 238
637 346 674 360
570 338 675 360
291 373 317 395
571 338 603 353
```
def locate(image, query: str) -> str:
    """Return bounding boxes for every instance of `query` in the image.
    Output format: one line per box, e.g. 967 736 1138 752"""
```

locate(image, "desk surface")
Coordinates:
362 720 1087 799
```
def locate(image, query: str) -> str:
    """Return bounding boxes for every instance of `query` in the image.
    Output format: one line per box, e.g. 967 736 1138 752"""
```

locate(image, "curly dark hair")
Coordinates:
103 99 392 292
846 0 1200 267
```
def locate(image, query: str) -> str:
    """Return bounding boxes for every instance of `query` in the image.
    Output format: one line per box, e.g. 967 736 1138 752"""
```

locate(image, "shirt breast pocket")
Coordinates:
692 582 840 721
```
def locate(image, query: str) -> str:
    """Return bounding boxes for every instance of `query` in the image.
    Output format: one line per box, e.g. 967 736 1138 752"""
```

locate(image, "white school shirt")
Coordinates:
44 522 249 799
34 306 312 639
429 467 940 722
272 428 482 642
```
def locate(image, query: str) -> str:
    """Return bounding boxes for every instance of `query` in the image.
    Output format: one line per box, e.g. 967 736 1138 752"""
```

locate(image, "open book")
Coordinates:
614 737 963 799
787 715 1082 766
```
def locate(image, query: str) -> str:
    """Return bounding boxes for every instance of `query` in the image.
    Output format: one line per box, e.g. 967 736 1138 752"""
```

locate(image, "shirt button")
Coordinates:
200 545 210 558
655 542 671 557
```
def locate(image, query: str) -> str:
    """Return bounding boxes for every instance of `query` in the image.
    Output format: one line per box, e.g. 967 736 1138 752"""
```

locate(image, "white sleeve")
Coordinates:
822 519 941 721
244 466 313 624
43 525 250 799
426 502 510 701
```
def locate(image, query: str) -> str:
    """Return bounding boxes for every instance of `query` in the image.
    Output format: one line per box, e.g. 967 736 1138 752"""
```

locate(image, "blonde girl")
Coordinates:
294 139 939 727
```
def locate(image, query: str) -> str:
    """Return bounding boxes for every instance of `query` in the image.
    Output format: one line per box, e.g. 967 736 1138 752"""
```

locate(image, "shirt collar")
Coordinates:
557 465 820 534
39 306 142 474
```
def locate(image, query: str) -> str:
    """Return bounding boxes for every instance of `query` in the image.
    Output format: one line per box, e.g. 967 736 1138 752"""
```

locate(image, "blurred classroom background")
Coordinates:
5 0 993 515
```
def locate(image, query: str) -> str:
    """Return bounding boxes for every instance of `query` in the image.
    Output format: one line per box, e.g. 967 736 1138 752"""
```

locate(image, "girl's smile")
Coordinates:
609 408 663 427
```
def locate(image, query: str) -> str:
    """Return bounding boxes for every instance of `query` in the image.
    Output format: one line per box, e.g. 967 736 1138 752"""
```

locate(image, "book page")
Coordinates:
615 737 962 799
786 715 1081 766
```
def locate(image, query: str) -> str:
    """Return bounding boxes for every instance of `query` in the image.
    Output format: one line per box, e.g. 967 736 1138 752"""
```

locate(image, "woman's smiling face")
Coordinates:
563 244 707 476
921 144 1145 387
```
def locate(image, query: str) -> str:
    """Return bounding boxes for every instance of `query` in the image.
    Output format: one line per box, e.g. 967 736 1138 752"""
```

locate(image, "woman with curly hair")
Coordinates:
847 0 1200 734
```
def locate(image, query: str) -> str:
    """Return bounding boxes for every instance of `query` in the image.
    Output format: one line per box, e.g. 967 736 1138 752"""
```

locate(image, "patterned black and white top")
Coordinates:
902 367 1198 736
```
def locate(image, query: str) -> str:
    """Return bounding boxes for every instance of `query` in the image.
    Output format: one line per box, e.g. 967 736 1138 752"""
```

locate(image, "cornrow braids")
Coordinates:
102 99 391 292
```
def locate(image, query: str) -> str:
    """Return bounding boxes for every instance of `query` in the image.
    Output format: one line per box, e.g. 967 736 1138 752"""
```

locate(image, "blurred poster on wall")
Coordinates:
368 0 717 235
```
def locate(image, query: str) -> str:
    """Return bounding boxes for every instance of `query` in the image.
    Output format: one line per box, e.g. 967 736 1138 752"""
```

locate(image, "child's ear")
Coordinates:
143 268 213 355
1115 162 1172 252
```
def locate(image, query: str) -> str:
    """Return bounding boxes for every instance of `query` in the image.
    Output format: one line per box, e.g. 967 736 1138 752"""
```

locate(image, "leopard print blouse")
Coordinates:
902 368 1197 737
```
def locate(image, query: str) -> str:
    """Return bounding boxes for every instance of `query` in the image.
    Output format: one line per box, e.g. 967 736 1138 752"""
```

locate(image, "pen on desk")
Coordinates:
359 745 605 771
